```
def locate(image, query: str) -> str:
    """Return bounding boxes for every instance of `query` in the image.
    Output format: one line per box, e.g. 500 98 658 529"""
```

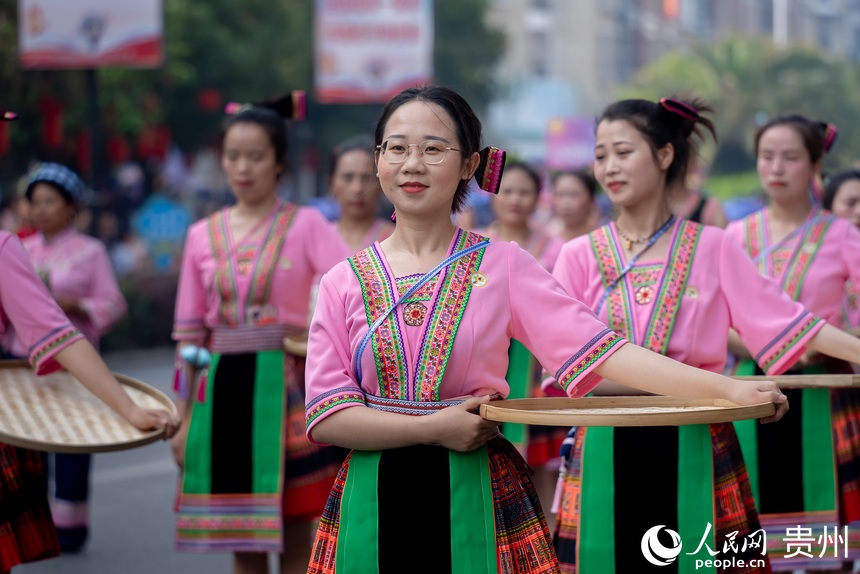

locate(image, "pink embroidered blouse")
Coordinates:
304 229 627 442
11 228 125 349
173 204 351 344
551 220 823 379
726 209 860 328
0 231 84 374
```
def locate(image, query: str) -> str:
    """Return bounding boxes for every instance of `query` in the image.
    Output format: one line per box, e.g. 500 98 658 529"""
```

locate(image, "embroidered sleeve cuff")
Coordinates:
305 388 367 445
556 329 627 398
755 313 825 376
30 325 84 375
172 321 207 342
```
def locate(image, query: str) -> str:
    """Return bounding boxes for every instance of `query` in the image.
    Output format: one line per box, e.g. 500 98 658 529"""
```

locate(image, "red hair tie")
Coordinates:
660 97 699 121
820 122 838 153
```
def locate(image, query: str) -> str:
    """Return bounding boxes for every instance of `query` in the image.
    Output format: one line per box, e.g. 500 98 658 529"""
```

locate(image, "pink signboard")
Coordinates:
315 0 433 104
545 117 595 170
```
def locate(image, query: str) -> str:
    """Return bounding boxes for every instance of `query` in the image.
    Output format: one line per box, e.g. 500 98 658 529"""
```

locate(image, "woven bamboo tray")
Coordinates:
0 361 175 453
283 332 308 357
479 396 774 426
735 373 860 389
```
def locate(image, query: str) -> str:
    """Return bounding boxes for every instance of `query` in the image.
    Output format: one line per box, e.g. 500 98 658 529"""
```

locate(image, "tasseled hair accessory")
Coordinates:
389 145 507 222
811 121 838 202
224 90 307 120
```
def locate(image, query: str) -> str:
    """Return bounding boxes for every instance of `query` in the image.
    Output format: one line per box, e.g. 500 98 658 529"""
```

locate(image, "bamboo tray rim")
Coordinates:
283 333 308 357
479 396 775 426
734 373 860 388
0 360 176 453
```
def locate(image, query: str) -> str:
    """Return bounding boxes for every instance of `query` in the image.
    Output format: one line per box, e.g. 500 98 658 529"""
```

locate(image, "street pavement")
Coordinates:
19 348 227 574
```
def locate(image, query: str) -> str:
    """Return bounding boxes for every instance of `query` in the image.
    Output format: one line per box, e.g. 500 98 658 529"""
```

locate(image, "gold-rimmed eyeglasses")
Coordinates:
376 140 461 165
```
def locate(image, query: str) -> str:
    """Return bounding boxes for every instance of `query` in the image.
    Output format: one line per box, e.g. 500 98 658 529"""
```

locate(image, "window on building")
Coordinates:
529 30 549 77
615 8 636 83
758 0 774 34
680 0 713 39
813 0 837 13
853 25 860 62
816 15 833 50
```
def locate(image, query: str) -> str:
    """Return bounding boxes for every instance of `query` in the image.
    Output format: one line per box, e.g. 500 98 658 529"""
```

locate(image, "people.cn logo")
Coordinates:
641 525 683 566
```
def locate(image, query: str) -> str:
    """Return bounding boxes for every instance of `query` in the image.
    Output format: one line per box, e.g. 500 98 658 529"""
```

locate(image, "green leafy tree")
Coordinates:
620 38 860 174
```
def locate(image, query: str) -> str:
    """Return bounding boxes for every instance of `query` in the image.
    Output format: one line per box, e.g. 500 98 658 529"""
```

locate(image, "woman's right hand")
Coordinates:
729 379 789 424
126 405 180 438
425 396 500 452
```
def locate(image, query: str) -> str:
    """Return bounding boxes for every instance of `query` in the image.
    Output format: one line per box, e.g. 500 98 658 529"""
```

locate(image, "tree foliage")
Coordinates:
620 38 860 173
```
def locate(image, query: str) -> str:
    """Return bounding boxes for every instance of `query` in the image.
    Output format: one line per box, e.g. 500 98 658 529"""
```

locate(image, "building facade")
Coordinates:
487 0 860 116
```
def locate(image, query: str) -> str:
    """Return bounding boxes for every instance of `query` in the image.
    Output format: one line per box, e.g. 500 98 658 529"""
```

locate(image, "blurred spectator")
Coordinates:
548 168 600 241
96 211 121 247
110 223 151 279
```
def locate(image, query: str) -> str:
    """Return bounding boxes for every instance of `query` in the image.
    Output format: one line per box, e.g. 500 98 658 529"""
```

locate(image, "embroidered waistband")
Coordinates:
210 324 303 354
365 394 502 416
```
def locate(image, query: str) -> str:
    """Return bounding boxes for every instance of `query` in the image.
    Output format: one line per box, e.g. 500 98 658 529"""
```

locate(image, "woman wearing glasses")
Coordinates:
304 86 792 574
328 136 394 253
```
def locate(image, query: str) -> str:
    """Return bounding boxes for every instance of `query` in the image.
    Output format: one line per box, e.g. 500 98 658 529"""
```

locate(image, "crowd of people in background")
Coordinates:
4 84 860 574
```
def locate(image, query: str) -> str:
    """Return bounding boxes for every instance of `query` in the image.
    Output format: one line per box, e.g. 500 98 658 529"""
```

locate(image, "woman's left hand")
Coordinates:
56 296 83 315
730 380 788 424
126 406 181 438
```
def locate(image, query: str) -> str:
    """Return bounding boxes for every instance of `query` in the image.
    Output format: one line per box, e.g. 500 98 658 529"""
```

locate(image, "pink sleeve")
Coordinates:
0 234 84 374
540 236 564 272
79 243 127 335
724 220 746 248
304 270 366 443
508 246 627 397
306 209 351 277
172 225 208 342
719 232 823 375
838 220 860 288
552 237 590 299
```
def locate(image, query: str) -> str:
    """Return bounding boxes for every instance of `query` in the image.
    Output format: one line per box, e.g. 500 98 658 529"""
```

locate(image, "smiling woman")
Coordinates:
550 99 860 574
303 87 795 574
